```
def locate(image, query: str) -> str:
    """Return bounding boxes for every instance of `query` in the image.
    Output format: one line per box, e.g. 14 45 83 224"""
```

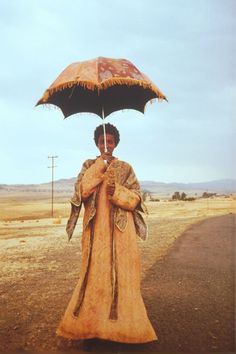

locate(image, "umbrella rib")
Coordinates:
68 85 77 99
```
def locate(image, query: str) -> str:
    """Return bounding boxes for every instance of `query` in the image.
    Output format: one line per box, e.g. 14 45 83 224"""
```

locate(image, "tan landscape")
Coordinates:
0 191 235 352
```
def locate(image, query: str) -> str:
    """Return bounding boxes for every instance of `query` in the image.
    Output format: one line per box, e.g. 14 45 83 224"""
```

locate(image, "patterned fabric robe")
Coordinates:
56 157 157 343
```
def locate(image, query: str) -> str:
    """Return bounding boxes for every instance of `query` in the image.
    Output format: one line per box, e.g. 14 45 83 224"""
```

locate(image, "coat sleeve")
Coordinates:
66 159 92 240
70 157 106 206
80 157 106 199
66 157 106 241
109 164 141 211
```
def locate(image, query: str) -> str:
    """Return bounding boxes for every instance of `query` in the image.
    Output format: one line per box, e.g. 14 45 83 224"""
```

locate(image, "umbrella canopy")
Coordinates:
36 56 167 118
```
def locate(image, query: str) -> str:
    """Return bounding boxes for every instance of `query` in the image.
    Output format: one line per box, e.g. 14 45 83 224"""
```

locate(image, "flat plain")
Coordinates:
0 192 235 352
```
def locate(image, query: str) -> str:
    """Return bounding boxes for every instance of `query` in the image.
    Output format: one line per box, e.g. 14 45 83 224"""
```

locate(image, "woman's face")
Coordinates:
97 133 116 155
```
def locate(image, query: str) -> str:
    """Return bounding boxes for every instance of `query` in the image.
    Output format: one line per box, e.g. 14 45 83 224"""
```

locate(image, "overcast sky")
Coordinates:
0 0 235 184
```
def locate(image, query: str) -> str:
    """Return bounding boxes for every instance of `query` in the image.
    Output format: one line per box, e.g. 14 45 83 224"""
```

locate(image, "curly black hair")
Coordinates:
94 123 120 146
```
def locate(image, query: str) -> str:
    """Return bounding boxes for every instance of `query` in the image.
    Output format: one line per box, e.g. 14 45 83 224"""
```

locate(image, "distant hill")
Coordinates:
140 179 236 194
0 178 235 196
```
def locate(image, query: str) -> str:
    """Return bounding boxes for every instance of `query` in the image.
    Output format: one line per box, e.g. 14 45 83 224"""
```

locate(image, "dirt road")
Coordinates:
142 213 235 353
0 214 235 353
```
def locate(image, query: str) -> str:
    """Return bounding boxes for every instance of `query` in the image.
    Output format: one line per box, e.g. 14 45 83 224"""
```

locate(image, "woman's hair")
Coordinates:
94 123 120 146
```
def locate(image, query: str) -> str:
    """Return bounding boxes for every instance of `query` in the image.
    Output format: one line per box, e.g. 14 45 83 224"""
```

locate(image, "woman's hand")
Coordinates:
101 152 114 164
106 168 115 196
107 183 115 196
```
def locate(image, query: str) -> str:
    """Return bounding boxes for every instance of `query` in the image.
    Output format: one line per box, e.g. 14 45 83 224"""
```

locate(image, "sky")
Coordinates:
0 0 235 184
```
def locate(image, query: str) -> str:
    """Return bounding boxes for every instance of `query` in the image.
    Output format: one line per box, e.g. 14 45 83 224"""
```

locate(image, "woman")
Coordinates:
57 123 157 343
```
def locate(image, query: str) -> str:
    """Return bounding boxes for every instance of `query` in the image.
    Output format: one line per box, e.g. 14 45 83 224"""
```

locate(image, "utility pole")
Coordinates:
48 155 58 218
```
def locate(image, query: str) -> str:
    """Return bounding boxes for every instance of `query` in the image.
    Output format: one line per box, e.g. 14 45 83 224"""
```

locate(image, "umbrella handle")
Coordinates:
102 107 108 165
102 107 107 153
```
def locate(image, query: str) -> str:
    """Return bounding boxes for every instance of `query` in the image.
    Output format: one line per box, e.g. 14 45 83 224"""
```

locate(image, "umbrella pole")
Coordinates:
102 107 107 153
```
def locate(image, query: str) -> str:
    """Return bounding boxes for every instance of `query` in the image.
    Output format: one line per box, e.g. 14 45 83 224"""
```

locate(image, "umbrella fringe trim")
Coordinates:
39 78 167 102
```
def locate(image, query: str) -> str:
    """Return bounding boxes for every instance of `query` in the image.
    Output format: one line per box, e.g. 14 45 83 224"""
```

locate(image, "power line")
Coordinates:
48 155 58 218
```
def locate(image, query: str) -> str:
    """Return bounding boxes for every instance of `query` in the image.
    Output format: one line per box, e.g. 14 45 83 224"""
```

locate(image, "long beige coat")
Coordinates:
56 157 157 343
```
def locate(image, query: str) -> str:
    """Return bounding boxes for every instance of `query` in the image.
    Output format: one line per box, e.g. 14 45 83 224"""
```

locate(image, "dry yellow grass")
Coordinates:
0 194 235 280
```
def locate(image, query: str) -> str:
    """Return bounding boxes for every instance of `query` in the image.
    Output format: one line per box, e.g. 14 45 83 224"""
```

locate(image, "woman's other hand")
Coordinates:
107 168 115 196
107 183 115 196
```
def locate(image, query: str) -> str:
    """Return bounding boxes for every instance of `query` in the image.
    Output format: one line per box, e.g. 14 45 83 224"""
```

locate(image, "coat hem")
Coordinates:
56 328 158 344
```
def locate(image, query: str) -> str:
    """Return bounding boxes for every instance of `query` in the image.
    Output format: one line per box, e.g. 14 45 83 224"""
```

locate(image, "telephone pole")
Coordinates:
48 155 58 218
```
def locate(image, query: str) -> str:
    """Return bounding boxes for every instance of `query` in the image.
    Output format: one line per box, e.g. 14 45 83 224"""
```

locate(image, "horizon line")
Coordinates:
1 177 236 187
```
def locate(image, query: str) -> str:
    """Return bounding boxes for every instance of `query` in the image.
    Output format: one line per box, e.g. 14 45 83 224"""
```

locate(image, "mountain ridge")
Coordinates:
1 178 235 194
